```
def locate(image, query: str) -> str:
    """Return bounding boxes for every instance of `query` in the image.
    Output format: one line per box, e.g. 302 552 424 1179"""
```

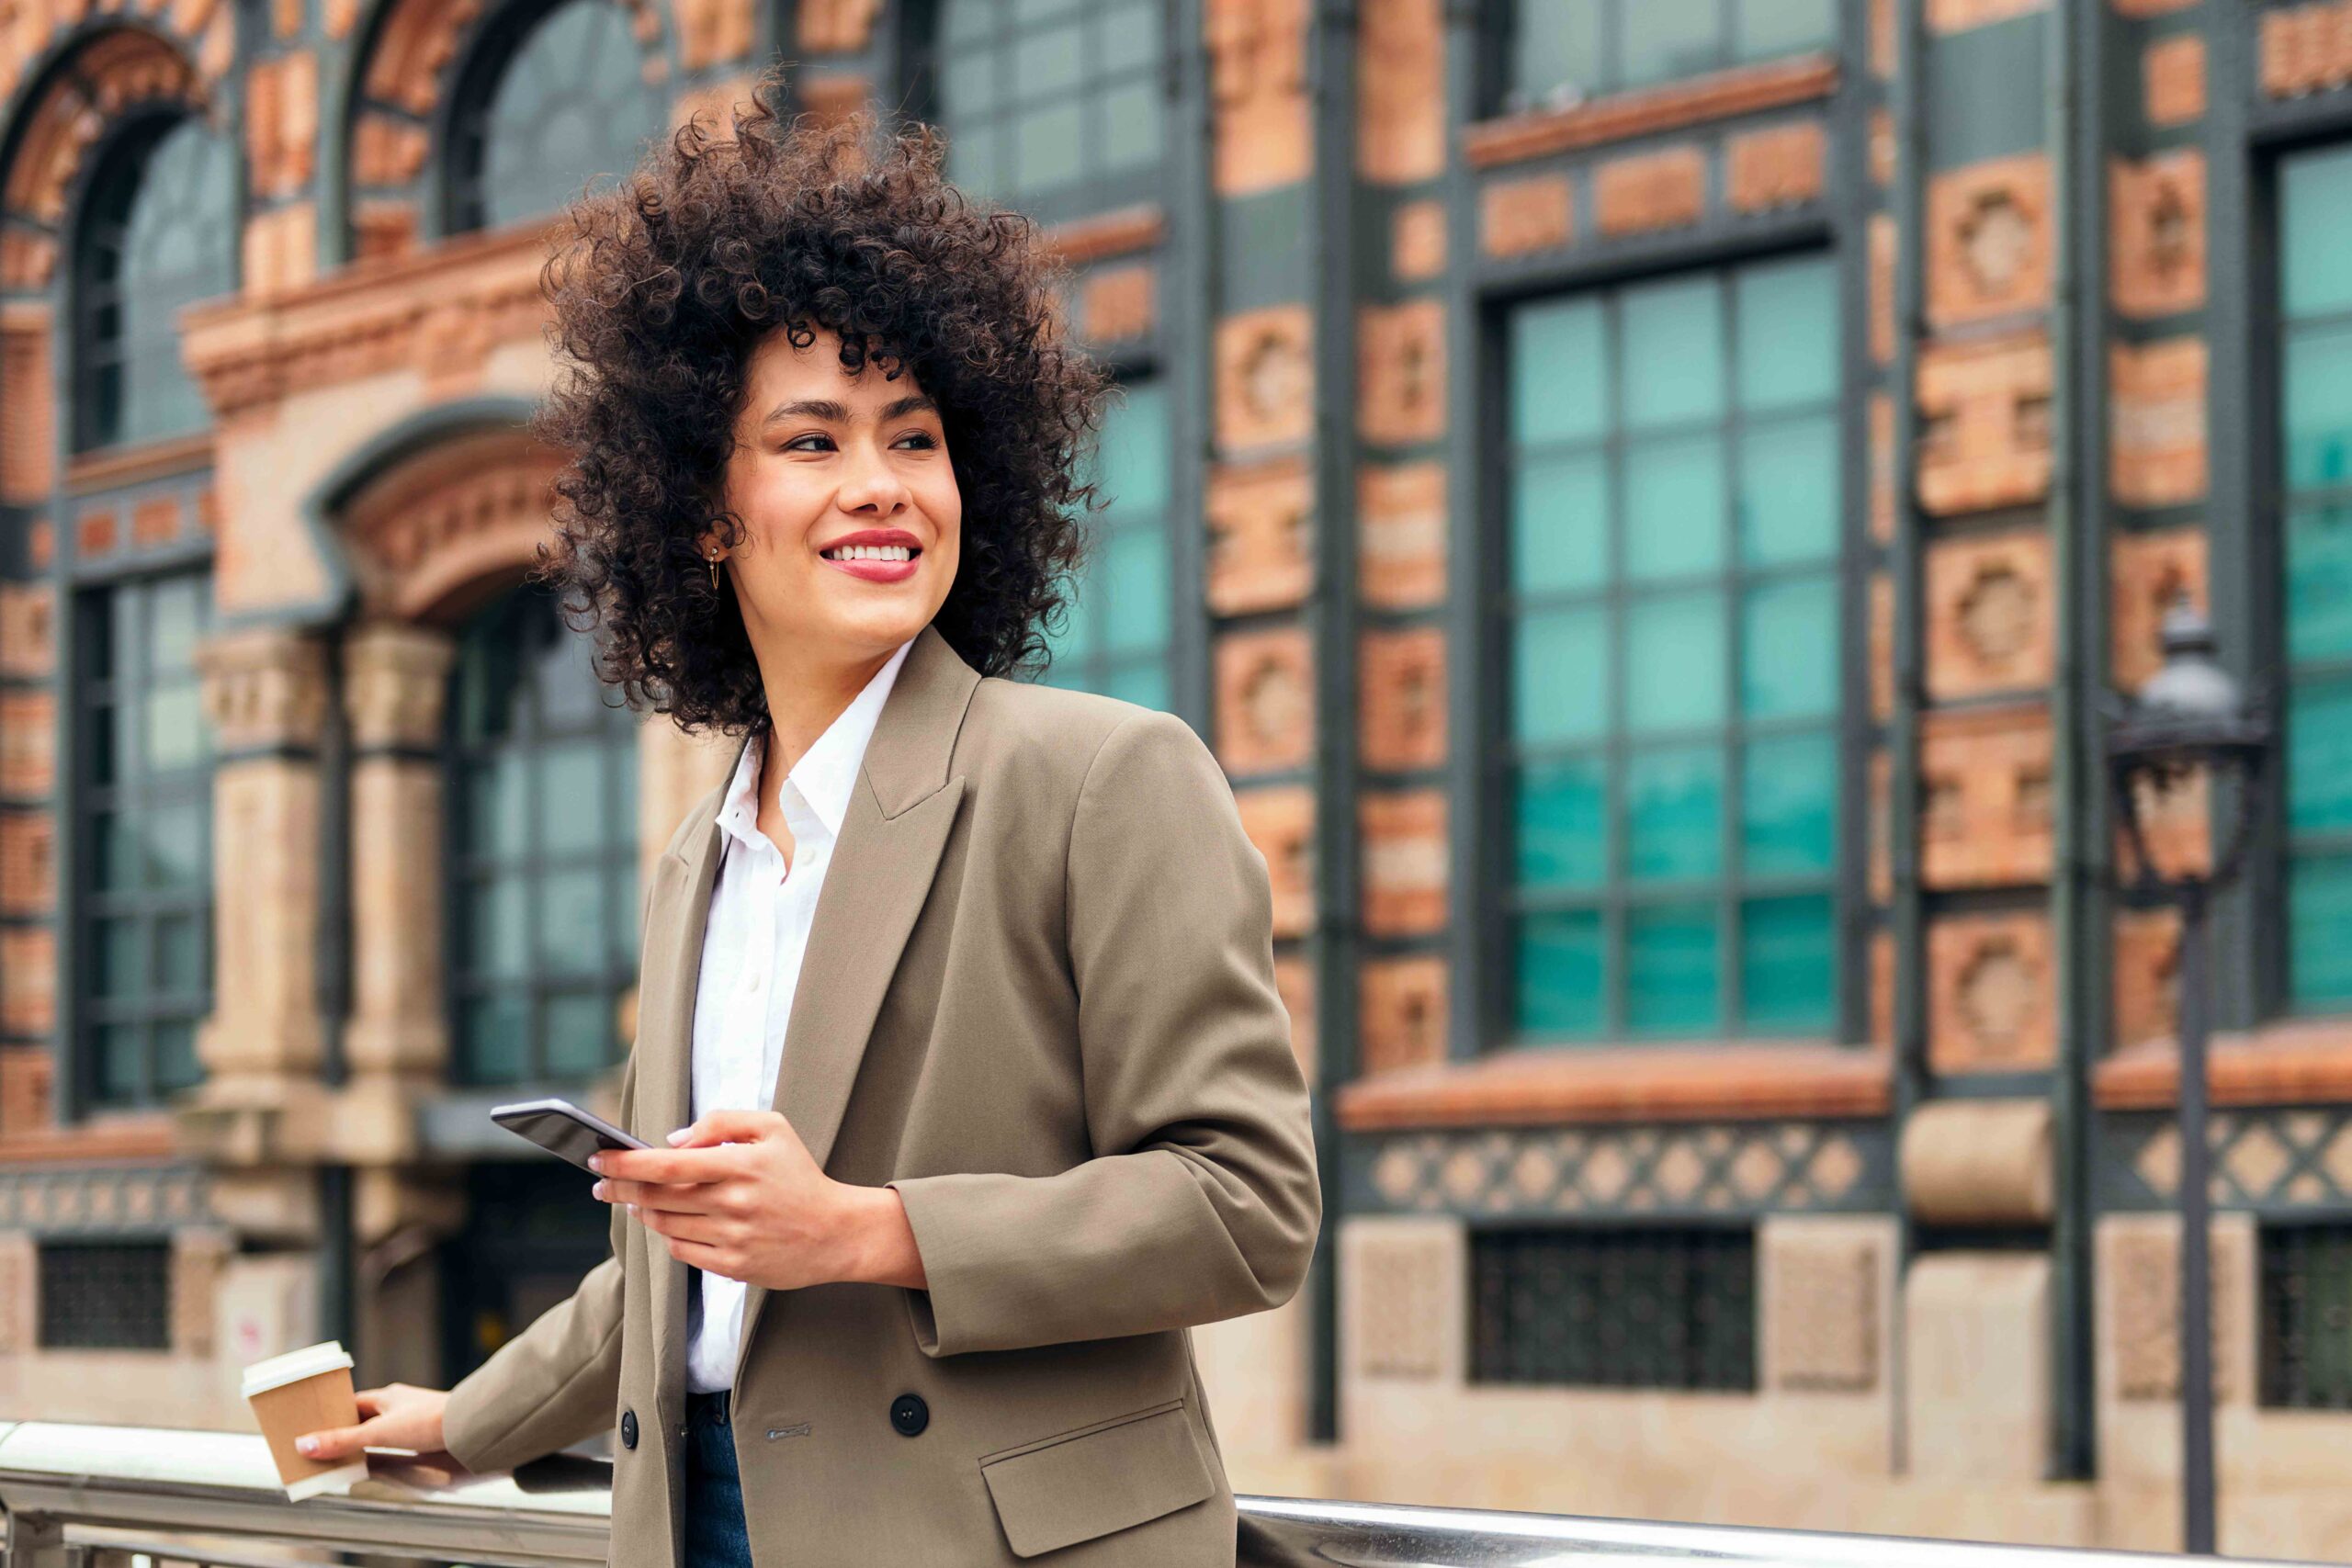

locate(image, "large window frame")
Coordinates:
1481 0 1838 118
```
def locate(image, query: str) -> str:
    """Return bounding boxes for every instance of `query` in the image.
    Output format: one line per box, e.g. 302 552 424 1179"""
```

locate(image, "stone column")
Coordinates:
187 627 329 1136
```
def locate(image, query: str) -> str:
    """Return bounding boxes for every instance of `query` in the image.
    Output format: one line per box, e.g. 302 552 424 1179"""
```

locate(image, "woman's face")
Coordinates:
707 324 961 663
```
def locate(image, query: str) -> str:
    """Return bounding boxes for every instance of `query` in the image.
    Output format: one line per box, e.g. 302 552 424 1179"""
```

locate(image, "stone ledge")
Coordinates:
1335 1043 1890 1130
2096 1019 2352 1110
0 1112 176 1165
1040 204 1164 266
62 432 214 496
1463 53 1838 170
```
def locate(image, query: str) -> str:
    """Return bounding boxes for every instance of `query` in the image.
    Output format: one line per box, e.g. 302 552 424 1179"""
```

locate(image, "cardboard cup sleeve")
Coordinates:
242 1340 370 1501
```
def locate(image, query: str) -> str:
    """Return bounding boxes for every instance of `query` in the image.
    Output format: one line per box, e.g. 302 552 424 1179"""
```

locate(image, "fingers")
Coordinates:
591 1143 740 1185
296 1422 367 1461
664 1110 786 1148
594 1176 720 1213
635 1204 729 1246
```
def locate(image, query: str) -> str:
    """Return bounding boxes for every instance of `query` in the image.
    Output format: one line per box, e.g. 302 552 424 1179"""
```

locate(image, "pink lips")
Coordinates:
821 553 920 583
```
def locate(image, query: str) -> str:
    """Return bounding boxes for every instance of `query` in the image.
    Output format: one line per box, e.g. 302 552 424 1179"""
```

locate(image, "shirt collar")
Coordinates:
717 637 917 850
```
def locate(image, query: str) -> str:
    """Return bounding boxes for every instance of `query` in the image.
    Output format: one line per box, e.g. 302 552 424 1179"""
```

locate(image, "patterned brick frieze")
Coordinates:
2109 152 2206 321
1205 456 1313 615
1342 1218 1461 1382
1479 175 1572 260
1360 789 1445 935
1760 1217 1894 1393
1918 705 2053 889
1923 529 2055 699
1926 154 2052 328
1928 910 2056 1073
1926 0 2047 28
1358 626 1444 773
1345 1120 1894 1220
1594 146 1706 238
1078 264 1155 345
1726 121 1826 214
1392 197 1446 280
2263 0 2352 99
1214 626 1316 775
2110 337 2207 508
1214 305 1314 454
0 1163 210 1235
1235 786 1314 939
1359 955 1446 1077
244 51 318 200
1916 331 2052 514
341 428 564 621
1206 0 1310 196
1358 299 1445 446
2101 1108 2352 1213
0 810 51 915
2144 33 2206 127
2112 907 2180 1053
0 582 54 678
2109 526 2205 691
2 29 213 232
1358 461 1444 609
794 0 876 52
1356 0 1442 184
2099 1213 2254 1404
0 1047 48 1133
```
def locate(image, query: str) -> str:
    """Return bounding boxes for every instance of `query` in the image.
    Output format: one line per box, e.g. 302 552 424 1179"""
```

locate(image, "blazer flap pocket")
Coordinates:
979 1402 1215 1559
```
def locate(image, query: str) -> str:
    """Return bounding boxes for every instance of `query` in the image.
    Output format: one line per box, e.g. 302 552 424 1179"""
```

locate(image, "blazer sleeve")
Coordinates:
440 1049 637 1475
888 707 1322 1357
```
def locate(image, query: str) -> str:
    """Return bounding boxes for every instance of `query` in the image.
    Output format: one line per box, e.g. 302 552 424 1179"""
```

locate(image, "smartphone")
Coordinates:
491 1097 651 1174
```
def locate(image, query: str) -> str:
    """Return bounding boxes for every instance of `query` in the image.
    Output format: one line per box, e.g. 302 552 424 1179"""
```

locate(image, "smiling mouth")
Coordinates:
819 545 921 562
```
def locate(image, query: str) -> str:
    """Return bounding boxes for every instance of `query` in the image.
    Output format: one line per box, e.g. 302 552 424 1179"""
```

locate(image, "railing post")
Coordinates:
0 1513 79 1567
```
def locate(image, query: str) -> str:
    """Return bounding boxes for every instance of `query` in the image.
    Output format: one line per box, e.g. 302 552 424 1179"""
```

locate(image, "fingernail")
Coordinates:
627 1202 639 1215
593 1180 609 1200
587 1153 605 1173
667 1127 690 1145
297 1438 317 1456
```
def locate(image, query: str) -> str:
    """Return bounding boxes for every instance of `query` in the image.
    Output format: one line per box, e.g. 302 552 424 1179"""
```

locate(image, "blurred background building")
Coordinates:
0 0 2349 1555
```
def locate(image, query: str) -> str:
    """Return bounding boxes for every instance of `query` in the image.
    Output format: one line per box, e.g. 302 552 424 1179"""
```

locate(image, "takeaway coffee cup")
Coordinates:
242 1340 370 1500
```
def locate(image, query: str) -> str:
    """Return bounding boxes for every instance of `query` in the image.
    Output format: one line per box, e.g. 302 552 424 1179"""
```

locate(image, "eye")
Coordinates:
895 432 939 450
784 434 836 453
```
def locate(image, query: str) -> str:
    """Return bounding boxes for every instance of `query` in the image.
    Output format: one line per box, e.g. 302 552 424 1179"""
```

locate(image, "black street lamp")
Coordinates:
2104 604 2271 1557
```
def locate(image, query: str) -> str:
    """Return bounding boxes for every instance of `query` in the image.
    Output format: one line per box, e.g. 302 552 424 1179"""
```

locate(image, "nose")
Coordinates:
835 437 912 519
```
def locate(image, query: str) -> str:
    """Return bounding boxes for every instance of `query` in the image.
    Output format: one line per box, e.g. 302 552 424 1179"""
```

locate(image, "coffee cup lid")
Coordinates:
241 1339 355 1399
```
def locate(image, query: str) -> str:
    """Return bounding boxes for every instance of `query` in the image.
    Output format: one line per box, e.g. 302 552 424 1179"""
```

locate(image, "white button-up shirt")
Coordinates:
684 637 914 1393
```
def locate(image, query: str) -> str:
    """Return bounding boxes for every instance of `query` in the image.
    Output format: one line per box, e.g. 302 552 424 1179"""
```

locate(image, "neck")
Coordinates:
750 635 899 781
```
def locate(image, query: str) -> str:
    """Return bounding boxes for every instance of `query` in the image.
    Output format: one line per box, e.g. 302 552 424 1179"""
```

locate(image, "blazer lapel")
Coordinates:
729 623 980 1387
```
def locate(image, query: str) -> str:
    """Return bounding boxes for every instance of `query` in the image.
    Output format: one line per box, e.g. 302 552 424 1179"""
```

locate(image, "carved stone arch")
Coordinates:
333 414 566 626
338 0 673 263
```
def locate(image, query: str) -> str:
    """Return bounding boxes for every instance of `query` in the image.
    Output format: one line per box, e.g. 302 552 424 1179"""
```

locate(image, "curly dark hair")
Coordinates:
527 65 1115 733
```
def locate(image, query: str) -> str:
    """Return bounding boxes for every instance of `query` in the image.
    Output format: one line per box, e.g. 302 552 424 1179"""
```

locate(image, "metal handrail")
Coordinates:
0 1419 2325 1567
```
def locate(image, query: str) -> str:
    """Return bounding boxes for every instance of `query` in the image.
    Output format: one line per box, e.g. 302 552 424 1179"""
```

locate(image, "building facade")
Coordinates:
1 0 2351 1553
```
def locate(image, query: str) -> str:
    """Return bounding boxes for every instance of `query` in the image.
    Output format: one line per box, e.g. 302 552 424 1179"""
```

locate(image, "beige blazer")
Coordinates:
440 622 1322 1565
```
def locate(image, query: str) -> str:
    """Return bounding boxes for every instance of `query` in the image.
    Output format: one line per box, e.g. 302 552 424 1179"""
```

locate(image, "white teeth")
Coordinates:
824 544 913 562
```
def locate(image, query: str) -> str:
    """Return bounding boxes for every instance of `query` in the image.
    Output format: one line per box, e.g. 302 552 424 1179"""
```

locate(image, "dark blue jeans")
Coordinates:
684 1389 754 1568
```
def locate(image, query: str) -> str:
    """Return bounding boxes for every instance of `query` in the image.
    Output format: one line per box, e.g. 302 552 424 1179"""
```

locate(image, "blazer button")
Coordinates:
888 1393 928 1438
620 1409 639 1450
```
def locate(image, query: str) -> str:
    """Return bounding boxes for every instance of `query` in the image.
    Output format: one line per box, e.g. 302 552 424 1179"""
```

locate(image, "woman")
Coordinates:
292 72 1320 1567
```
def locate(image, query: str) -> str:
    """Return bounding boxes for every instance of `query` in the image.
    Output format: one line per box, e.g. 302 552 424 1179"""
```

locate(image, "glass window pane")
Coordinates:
2293 854 2352 1009
1741 894 1833 1031
1102 79 1161 170
96 1024 143 1102
537 868 605 975
464 757 532 860
1624 434 1725 581
466 878 529 980
1102 660 1170 712
153 1020 199 1093
2285 322 2352 490
1016 25 1083 97
1736 257 1838 412
1015 103 1085 192
1511 298 1608 447
1515 609 1611 743
610 866 639 967
1100 382 1170 515
2284 144 2352 321
150 578 203 671
943 51 998 117
1627 744 1724 884
1623 276 1724 430
144 802 202 889
948 122 1001 193
545 990 614 1077
538 741 609 856
458 991 528 1084
1516 908 1603 1036
95 813 136 892
1513 451 1611 594
1736 0 1835 60
144 683 202 773
481 0 664 231
1627 901 1718 1032
1101 526 1170 655
2289 502 2352 664
1102 5 1157 73
1741 576 1838 720
1738 416 1840 566
1517 755 1607 890
1625 591 1725 735
1620 0 1721 87
154 914 201 993
95 917 141 997
1512 0 1603 102
2290 676 2352 837
1742 730 1837 877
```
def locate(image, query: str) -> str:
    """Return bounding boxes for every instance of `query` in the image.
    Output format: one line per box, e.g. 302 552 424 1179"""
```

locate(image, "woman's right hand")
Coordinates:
296 1382 450 1463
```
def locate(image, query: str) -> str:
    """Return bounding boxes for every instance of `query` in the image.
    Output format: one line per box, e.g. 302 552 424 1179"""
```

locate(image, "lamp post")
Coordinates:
2104 604 2271 1557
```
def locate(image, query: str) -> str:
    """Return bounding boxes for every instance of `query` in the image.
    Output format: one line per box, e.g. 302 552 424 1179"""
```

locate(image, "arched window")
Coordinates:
446 0 664 234
445 585 641 1084
1039 378 1175 708
933 0 1165 216
74 113 235 452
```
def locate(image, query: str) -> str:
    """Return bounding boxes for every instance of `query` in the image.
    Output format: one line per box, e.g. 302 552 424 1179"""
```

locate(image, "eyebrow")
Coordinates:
762 393 938 426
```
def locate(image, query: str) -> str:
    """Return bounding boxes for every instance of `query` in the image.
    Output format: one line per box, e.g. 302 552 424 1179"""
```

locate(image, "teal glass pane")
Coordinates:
1626 744 1724 884
1736 0 1835 60
1624 434 1725 581
1626 901 1719 1032
154 913 201 992
1015 24 1083 96
95 917 141 997
1623 276 1724 430
1736 256 1838 412
1737 415 1839 566
144 682 201 773
538 868 605 975
2283 144 2352 321
1014 0 1078 20
1516 755 1607 890
2291 854 2352 1008
1741 894 1833 1031
464 757 531 860
96 1024 143 1102
1102 6 1157 73
1515 908 1604 1036
1625 591 1725 735
95 813 135 892
948 122 1001 192
114 119 236 446
1102 660 1169 712
1620 0 1720 87
943 0 996 42
1741 575 1838 720
1510 298 1608 447
144 801 202 888
1101 526 1170 656
1512 0 1602 102
1100 382 1170 514
458 991 528 1084
609 865 639 966
481 0 663 231
2288 503 2352 663
2289 676 2352 836
1742 730 1837 877
544 990 613 1077
1015 103 1085 192
154 1020 199 1093
943 51 998 117
2285 322 2352 489
1515 609 1611 743
150 577 204 672
1102 79 1161 170
1513 451 1611 593
538 741 608 855
466 878 529 980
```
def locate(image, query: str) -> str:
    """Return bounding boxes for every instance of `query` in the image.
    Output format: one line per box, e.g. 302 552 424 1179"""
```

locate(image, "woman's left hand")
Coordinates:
588 1110 925 1292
